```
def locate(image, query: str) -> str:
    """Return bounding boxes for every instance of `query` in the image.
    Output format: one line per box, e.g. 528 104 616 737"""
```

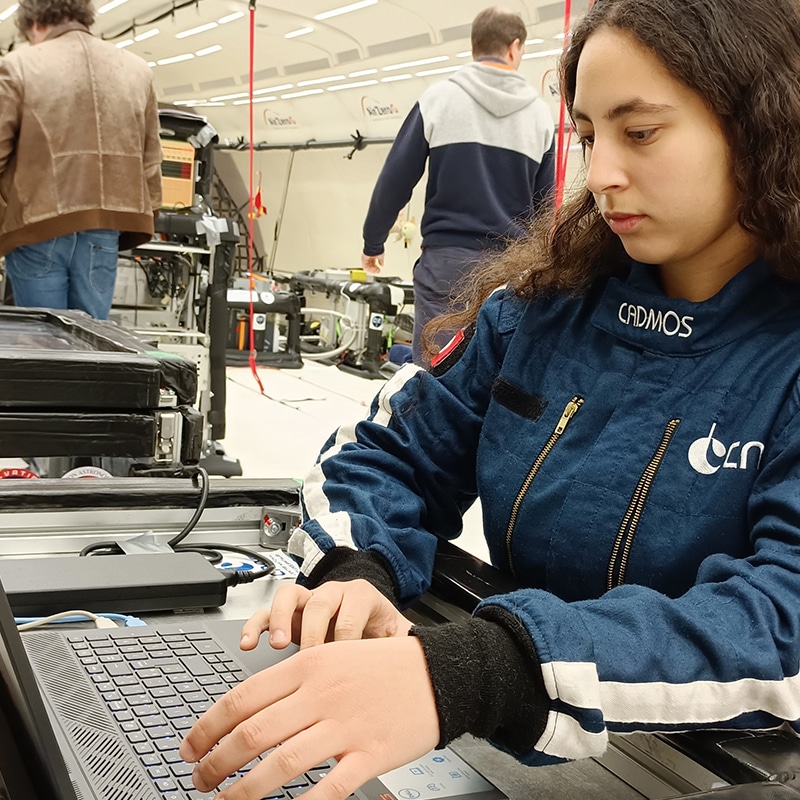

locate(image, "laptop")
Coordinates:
0 575 507 800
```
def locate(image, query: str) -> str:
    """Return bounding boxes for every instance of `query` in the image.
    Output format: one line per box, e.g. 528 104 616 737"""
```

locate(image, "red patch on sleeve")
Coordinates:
430 328 465 368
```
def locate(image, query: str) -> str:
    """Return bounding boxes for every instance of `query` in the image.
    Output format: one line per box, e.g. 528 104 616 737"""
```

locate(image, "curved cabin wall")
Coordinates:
211 48 583 281
3 0 589 279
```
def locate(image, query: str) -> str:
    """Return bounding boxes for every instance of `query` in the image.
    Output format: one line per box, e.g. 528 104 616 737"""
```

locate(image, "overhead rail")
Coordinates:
216 132 396 160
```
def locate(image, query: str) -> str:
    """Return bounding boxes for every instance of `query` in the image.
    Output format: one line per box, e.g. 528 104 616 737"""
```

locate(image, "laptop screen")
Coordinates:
0 575 76 800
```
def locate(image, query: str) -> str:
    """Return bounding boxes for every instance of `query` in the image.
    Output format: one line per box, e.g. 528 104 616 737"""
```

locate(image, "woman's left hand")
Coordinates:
179 635 440 800
241 579 413 652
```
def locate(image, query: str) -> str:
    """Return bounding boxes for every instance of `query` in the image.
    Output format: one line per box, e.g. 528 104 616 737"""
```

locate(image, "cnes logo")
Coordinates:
687 423 764 475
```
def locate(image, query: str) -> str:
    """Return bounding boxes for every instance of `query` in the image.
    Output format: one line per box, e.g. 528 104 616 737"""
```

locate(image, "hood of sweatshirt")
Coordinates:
448 61 538 118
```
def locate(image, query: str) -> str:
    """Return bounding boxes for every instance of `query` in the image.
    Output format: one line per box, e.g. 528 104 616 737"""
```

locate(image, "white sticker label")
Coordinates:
61 466 113 479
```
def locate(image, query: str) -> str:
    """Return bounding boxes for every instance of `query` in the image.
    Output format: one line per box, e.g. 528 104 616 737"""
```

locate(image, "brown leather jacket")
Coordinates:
0 22 162 256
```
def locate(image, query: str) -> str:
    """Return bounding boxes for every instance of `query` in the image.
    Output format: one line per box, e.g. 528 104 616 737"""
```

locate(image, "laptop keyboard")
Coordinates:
65 626 333 799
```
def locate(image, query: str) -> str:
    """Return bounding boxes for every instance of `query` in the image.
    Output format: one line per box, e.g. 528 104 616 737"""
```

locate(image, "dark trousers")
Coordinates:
412 245 481 365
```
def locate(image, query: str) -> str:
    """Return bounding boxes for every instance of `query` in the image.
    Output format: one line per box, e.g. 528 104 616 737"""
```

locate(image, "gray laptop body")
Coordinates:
0 575 506 800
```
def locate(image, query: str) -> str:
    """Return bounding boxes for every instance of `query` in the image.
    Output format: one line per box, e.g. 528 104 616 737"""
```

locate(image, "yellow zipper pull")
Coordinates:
554 396 584 435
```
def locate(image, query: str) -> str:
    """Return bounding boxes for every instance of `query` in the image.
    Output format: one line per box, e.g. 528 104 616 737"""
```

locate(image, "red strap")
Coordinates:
247 1 265 393
554 0 572 207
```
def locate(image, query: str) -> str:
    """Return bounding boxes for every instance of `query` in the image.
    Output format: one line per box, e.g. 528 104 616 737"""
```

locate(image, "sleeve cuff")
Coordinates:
301 546 399 604
410 608 548 754
363 243 386 257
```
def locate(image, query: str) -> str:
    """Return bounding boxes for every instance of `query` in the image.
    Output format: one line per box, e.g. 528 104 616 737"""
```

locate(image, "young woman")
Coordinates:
181 0 800 797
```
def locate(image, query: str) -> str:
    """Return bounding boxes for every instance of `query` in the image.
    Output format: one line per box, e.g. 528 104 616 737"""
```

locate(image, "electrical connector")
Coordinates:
219 568 260 586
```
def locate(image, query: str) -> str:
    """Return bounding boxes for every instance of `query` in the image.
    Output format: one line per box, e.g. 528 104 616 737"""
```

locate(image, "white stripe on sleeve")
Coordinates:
535 658 800 751
292 365 423 577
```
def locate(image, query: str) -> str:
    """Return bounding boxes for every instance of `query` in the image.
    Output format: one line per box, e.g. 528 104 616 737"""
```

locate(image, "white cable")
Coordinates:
301 306 354 322
299 307 359 360
16 611 118 631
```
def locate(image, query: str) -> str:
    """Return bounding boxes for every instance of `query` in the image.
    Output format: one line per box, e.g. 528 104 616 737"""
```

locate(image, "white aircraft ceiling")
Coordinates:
0 0 587 142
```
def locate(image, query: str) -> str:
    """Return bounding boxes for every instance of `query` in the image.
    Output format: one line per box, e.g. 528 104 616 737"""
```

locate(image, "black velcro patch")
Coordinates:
491 376 548 421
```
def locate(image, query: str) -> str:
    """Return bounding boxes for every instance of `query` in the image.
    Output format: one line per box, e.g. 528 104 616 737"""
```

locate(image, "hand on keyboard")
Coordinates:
180 635 439 800
240 579 413 651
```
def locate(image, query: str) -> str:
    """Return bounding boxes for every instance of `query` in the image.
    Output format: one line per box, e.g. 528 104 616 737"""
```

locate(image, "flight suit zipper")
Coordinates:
505 396 584 575
606 418 681 590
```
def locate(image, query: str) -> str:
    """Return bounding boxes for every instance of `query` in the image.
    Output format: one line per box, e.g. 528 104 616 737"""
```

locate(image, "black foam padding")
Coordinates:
0 307 197 408
0 476 299 511
0 412 157 458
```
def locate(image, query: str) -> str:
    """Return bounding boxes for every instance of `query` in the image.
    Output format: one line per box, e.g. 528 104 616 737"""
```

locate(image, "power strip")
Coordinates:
0 552 228 615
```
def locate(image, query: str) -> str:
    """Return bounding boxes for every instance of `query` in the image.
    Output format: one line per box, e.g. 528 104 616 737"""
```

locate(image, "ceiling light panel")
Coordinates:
382 56 448 72
176 22 218 39
97 0 127 13
281 89 324 99
157 53 195 65
521 48 564 60
327 79 377 92
314 0 377 20
134 29 159 42
297 75 345 87
416 66 461 77
233 97 277 105
285 27 313 39
253 84 293 95
210 92 249 102
0 4 18 22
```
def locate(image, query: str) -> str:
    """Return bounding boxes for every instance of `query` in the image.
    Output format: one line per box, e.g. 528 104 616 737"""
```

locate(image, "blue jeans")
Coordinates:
412 245 481 365
5 229 120 320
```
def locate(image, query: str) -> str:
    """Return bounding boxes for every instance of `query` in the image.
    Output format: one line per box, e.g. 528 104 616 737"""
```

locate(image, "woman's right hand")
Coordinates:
240 579 413 652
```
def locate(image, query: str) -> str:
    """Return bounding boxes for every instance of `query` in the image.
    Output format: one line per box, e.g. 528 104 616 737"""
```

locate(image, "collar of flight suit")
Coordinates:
590 259 798 355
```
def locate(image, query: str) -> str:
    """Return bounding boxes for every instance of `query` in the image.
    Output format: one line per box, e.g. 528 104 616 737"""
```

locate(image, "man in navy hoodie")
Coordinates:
361 6 555 364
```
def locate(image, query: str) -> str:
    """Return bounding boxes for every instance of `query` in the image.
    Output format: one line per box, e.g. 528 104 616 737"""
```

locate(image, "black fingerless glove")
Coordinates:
410 606 548 755
302 546 399 604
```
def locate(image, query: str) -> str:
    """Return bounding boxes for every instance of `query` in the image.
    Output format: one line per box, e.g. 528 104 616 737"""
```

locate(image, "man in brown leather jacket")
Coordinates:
0 0 162 319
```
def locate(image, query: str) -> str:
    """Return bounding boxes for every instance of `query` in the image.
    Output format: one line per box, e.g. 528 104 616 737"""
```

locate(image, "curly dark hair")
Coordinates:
16 0 95 35
427 0 800 355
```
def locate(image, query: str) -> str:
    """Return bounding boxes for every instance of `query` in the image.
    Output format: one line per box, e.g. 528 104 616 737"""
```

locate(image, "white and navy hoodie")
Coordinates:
289 260 800 765
362 60 555 256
